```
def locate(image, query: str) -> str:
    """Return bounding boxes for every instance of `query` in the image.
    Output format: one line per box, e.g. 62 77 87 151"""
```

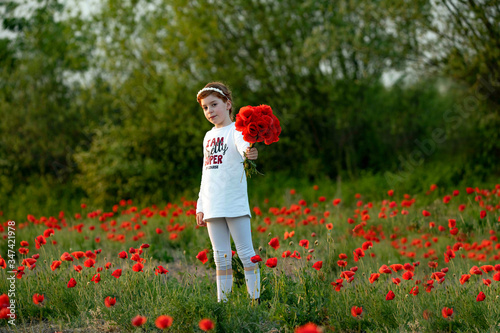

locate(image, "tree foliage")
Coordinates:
0 0 497 206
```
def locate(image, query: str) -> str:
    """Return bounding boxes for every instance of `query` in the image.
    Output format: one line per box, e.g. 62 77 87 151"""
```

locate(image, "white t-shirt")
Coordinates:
196 122 252 220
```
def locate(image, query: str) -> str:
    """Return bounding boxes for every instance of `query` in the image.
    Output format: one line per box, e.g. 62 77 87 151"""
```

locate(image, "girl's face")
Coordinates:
200 94 232 128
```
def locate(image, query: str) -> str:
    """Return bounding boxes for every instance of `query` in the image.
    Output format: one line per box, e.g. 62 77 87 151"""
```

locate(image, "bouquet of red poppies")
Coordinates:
235 104 281 178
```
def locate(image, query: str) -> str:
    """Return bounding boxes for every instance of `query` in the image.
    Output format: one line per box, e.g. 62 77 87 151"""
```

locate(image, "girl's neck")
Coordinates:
214 120 233 129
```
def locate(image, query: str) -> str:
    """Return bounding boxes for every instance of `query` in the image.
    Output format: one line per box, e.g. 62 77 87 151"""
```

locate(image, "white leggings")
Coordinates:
206 215 257 269
206 215 260 301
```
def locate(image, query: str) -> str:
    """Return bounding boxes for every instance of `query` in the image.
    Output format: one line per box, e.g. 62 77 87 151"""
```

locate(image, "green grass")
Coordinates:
0 174 499 332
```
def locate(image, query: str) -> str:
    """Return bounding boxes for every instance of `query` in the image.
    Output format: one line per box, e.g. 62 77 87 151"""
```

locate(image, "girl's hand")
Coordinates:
246 147 258 160
196 212 207 227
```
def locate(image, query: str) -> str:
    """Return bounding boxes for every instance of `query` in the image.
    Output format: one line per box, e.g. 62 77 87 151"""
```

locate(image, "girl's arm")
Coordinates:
196 134 207 227
234 127 258 160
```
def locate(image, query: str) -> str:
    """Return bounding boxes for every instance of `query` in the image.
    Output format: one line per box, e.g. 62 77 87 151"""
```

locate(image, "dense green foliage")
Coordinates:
0 0 499 212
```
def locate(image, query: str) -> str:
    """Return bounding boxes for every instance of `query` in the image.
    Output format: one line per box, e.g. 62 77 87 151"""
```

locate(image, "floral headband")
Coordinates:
196 87 228 100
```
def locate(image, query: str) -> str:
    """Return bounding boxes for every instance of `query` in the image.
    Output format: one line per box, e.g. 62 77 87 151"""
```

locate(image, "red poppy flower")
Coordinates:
428 262 438 269
282 250 291 258
379 265 392 274
403 263 414 272
402 271 414 280
450 228 458 235
470 266 483 275
266 258 278 268
268 237 280 250
73 265 82 273
156 315 173 329
249 255 263 263
409 286 419 296
196 251 208 264
132 263 144 272
326 223 333 230
199 318 215 331
131 315 147 327
111 269 122 278
392 278 401 285
50 260 62 271
448 219 456 229
340 271 355 280
480 265 494 273
312 261 323 271
431 272 446 281
493 272 500 281
84 258 95 268
71 251 85 260
480 210 487 219
337 260 347 268
294 322 322 333
422 210 431 217
290 251 301 259
299 239 309 249
333 198 341 206
32 293 44 305
386 290 395 301
85 250 96 259
0 258 6 269
483 279 492 287
60 252 74 262
362 241 373 250
460 274 471 285
339 253 348 260
155 266 169 275
331 278 344 292
91 273 101 283
104 296 116 308
21 258 36 268
369 273 380 284
351 306 363 318
43 229 54 238
67 278 77 288
118 251 128 259
476 291 486 302
442 307 453 319
235 105 281 145
35 235 46 249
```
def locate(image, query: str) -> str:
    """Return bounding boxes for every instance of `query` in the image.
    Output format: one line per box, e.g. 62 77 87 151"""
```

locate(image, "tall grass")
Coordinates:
1 176 499 332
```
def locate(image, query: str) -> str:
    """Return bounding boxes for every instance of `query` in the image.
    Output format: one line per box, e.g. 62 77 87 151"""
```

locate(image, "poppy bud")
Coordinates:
314 240 319 246
258 246 263 252
289 241 294 246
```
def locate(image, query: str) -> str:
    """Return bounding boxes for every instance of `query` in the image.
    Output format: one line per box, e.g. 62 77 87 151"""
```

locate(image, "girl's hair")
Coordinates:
197 82 234 120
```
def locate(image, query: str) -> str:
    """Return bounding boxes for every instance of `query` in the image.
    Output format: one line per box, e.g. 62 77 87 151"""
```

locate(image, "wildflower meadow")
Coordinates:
1 183 499 332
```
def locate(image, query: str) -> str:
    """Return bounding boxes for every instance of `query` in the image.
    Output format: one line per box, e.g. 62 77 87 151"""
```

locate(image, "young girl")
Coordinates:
195 82 261 303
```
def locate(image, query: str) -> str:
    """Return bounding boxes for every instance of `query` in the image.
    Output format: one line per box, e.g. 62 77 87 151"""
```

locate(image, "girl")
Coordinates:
195 82 261 303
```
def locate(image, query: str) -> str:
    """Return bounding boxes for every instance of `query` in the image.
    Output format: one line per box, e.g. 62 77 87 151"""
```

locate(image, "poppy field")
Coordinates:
1 183 500 332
